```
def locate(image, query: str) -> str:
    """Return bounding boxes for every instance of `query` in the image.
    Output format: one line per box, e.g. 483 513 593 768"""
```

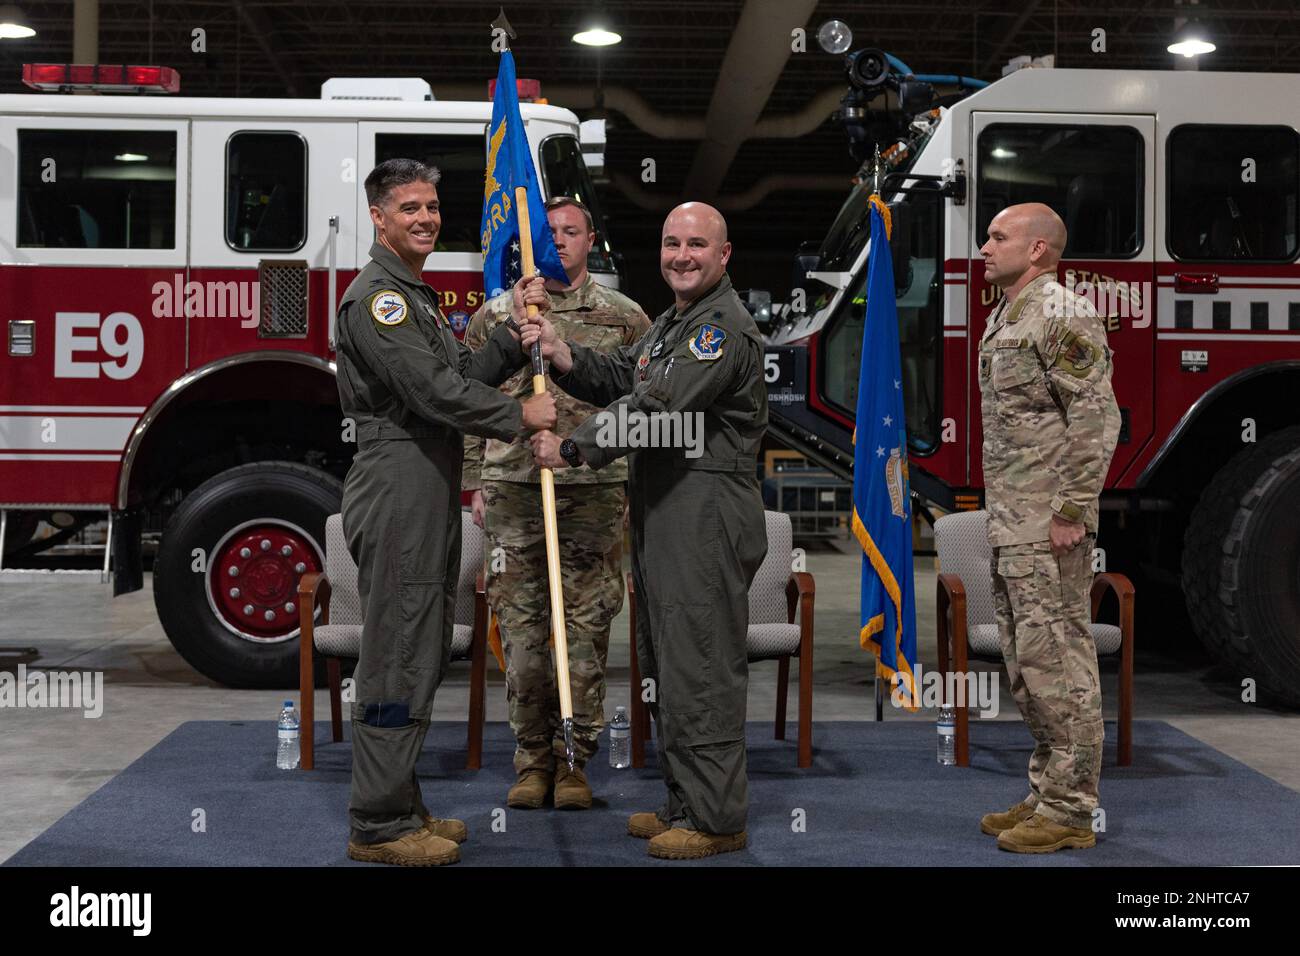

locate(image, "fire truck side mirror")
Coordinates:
791 240 821 306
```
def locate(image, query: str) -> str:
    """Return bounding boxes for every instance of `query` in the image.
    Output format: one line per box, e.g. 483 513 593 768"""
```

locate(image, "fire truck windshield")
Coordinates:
817 122 935 273
539 134 617 275
818 183 945 455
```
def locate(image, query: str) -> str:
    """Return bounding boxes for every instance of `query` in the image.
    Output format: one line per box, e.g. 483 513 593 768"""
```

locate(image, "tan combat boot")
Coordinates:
647 827 747 860
553 765 592 810
506 770 552 809
627 812 670 839
997 812 1096 853
347 828 460 866
422 816 468 843
979 800 1035 836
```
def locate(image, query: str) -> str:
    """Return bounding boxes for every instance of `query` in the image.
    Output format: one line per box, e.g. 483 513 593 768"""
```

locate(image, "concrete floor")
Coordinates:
1 535 1297 864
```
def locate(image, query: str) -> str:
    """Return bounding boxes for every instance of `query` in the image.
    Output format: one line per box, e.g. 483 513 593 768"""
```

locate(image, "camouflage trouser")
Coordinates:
482 480 625 774
991 535 1103 829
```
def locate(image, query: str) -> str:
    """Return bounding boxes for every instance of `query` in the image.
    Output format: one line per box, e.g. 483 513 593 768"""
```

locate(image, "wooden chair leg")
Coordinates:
327 657 343 743
299 621 315 771
797 640 813 769
775 656 789 740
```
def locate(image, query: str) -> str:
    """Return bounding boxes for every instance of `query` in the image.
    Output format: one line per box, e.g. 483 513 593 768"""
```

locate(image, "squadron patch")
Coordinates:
688 324 726 361
637 351 651 380
1053 331 1097 377
370 291 408 327
448 310 470 334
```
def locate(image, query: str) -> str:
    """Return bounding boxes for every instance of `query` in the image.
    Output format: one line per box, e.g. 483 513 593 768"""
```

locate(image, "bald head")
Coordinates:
661 201 733 308
980 202 1068 294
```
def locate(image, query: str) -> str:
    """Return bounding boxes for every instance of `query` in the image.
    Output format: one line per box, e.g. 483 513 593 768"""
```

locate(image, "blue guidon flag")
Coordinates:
851 196 919 710
480 51 567 298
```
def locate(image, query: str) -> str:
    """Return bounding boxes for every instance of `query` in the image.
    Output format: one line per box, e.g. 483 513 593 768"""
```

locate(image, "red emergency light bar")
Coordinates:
487 78 543 102
1174 272 1220 294
22 63 181 94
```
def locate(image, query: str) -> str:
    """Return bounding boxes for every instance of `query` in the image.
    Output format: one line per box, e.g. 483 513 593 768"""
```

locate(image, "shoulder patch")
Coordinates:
1052 330 1099 377
369 290 409 327
688 323 726 361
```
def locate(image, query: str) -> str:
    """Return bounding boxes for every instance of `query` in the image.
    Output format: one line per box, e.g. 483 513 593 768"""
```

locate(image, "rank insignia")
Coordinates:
688 324 726 361
370 291 408 326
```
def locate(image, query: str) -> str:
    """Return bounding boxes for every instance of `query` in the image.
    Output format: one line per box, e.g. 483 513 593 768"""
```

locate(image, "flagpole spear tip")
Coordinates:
870 144 883 197
492 8 518 47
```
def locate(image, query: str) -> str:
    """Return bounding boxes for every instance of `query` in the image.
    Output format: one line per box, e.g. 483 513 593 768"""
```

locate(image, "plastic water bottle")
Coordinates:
937 707 956 766
609 706 631 769
277 700 300 770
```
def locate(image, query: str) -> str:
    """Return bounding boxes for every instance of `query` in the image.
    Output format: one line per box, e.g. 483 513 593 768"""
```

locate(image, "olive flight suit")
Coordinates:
555 274 768 835
336 240 528 846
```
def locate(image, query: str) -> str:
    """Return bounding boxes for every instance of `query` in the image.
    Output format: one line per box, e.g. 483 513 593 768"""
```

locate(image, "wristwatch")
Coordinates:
559 438 583 468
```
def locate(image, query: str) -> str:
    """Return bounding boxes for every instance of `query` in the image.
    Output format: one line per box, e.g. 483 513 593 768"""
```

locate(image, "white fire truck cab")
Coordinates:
0 67 617 686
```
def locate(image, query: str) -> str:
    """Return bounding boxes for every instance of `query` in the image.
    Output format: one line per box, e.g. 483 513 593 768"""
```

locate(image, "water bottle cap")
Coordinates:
284 700 293 708
615 705 626 713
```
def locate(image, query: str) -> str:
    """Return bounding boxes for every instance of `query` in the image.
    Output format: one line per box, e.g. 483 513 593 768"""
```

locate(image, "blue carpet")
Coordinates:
7 720 1298 867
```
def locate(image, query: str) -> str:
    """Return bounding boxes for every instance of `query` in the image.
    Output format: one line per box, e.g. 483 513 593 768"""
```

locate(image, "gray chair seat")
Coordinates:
313 624 361 659
451 623 473 659
968 622 1124 657
748 623 802 660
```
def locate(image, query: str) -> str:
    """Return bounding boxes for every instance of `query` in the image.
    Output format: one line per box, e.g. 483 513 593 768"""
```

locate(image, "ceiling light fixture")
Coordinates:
573 27 621 47
0 5 35 39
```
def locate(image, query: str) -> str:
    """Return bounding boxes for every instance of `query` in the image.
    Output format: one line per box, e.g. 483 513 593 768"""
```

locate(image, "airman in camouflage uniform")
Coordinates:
976 203 1121 853
464 198 651 809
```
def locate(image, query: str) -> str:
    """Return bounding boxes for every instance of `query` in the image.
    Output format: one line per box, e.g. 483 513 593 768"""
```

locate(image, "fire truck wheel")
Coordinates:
1183 426 1300 707
2 512 40 557
153 461 342 688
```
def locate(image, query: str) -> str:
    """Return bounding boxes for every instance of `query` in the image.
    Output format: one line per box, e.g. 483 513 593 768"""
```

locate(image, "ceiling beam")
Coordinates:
682 0 821 200
232 0 299 97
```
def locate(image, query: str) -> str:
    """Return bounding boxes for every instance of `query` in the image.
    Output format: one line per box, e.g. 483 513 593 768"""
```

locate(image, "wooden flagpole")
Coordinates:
513 185 577 769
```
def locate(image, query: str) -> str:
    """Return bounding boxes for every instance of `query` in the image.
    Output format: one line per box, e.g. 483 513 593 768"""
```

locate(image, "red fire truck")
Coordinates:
0 65 618 686
765 56 1300 705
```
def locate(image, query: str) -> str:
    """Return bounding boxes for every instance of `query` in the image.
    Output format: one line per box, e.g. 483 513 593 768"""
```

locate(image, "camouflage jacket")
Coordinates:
462 275 650 487
978 271 1121 546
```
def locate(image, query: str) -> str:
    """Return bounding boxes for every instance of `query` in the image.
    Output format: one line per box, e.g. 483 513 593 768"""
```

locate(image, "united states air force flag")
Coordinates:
851 196 920 710
480 51 567 298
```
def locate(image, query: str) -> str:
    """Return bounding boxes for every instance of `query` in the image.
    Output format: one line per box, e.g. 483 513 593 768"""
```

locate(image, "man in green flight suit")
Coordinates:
522 202 768 860
336 158 555 866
